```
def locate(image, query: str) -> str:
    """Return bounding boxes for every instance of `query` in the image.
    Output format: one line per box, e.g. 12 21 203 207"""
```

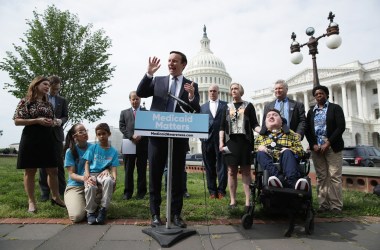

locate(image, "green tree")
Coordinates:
0 5 115 125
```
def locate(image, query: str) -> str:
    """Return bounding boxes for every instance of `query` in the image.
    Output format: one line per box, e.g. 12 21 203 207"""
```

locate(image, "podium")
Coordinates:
134 111 208 247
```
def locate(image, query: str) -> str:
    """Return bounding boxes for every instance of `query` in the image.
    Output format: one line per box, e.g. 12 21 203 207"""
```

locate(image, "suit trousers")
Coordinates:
64 186 86 223
148 137 187 217
123 153 147 197
39 141 66 197
311 149 343 210
201 140 227 195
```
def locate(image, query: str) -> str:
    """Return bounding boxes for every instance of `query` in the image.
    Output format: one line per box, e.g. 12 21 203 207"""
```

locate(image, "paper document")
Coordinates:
122 139 136 154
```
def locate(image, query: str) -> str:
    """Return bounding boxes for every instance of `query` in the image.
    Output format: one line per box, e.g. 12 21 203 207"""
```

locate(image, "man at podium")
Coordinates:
137 51 200 228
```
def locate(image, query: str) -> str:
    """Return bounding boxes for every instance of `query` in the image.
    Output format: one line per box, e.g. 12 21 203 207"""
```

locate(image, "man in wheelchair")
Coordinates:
255 109 309 191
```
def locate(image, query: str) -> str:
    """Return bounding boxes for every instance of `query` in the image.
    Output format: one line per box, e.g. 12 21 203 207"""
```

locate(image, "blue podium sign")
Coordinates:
134 111 209 139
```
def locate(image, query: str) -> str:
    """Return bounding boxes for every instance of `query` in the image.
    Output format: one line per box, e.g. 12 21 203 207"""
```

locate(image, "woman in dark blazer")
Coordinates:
305 85 345 214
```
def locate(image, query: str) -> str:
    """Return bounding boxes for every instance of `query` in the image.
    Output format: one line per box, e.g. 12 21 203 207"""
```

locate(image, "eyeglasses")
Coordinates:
75 129 88 136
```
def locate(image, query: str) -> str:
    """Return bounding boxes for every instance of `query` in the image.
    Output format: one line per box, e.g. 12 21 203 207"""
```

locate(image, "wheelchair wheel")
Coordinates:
304 209 314 235
242 214 253 229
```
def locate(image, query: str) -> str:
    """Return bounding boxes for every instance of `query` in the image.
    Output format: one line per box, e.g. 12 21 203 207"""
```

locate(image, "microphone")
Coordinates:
167 92 195 113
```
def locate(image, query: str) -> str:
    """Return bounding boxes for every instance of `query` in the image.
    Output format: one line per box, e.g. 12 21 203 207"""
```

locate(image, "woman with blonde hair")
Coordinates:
13 76 65 213
219 83 261 211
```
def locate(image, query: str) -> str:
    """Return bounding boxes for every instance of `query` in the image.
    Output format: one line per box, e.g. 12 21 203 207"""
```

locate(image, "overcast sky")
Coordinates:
0 0 379 147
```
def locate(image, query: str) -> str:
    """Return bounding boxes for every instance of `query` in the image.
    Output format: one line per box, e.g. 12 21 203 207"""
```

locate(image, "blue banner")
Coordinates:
134 111 209 139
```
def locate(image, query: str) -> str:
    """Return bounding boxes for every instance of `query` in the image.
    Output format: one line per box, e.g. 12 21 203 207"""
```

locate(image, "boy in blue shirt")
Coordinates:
83 123 119 225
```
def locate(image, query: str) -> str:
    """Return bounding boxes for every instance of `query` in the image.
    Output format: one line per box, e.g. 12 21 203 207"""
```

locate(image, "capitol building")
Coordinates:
184 26 232 104
184 26 233 153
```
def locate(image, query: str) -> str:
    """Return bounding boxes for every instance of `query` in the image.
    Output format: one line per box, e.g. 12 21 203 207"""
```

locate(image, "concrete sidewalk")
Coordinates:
1 217 380 250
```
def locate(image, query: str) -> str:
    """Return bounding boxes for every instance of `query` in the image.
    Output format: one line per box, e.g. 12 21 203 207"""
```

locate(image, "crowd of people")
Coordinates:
13 51 346 226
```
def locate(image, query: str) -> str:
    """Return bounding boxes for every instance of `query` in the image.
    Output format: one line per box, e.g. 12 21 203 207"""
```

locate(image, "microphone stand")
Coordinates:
142 93 196 247
167 92 196 113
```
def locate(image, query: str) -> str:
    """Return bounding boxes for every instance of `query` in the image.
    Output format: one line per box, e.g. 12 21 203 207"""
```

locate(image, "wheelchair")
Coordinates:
241 150 315 237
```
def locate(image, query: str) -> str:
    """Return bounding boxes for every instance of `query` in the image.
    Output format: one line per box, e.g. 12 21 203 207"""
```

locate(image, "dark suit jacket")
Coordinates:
137 74 200 215
305 102 346 152
262 98 306 138
200 100 227 143
119 107 148 153
52 95 68 142
137 74 200 114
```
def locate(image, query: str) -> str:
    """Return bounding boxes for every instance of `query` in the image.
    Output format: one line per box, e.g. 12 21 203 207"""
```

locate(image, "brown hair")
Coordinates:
26 76 49 102
170 51 187 64
48 75 61 86
95 123 111 134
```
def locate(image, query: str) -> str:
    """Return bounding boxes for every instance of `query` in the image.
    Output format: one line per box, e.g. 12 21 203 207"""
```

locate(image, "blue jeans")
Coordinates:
257 150 300 188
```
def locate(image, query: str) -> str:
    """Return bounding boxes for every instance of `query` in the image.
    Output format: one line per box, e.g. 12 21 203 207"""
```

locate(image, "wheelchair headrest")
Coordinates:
259 120 290 135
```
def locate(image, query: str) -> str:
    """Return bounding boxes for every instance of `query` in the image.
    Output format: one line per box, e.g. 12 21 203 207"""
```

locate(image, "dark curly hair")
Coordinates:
312 85 329 99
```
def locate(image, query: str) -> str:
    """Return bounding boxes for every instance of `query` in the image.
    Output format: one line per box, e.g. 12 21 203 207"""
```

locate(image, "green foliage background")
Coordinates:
0 5 115 125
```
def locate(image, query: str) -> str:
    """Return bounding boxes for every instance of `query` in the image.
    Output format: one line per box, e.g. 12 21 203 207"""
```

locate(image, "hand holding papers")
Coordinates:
122 139 136 154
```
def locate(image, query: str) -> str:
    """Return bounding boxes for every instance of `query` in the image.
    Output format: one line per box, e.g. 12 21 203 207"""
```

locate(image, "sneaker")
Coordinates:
268 176 283 188
87 213 97 225
295 178 309 192
317 207 329 213
331 208 342 214
96 207 107 225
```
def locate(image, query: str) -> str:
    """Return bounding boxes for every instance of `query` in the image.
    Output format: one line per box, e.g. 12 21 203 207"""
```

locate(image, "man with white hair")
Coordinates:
262 79 306 140
200 84 227 199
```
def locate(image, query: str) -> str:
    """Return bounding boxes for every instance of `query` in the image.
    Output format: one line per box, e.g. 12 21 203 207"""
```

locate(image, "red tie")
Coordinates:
133 109 136 118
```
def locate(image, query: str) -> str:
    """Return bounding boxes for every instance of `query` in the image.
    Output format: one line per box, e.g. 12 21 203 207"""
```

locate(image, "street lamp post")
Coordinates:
290 11 342 87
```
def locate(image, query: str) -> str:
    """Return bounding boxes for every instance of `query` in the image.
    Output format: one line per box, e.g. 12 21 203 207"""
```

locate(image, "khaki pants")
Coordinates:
64 186 86 223
84 173 115 213
311 148 343 210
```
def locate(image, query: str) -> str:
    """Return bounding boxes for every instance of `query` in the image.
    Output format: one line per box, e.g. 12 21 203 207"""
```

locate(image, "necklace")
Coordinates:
268 132 283 148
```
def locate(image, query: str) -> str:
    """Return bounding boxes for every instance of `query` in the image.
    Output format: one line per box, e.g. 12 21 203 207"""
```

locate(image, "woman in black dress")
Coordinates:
13 76 65 213
219 83 261 210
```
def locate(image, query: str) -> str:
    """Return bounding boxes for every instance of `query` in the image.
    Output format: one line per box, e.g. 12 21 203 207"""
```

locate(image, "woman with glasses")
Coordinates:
13 76 65 213
63 124 90 222
63 124 111 222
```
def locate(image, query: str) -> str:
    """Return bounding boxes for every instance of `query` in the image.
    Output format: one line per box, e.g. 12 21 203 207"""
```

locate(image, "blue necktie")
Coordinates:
279 101 284 117
166 77 177 112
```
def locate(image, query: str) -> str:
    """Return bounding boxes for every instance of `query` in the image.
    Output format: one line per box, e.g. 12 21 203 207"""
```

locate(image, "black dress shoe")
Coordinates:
172 214 187 228
151 215 163 227
136 193 145 200
123 194 132 200
51 199 66 208
40 195 49 202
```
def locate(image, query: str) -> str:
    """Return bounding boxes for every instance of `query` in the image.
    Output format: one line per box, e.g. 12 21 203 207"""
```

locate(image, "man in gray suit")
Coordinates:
39 75 68 200
262 79 306 140
137 51 200 228
119 91 148 200
200 84 227 199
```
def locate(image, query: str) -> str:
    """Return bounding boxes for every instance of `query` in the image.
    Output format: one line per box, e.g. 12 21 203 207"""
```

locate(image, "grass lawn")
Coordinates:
0 156 379 220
